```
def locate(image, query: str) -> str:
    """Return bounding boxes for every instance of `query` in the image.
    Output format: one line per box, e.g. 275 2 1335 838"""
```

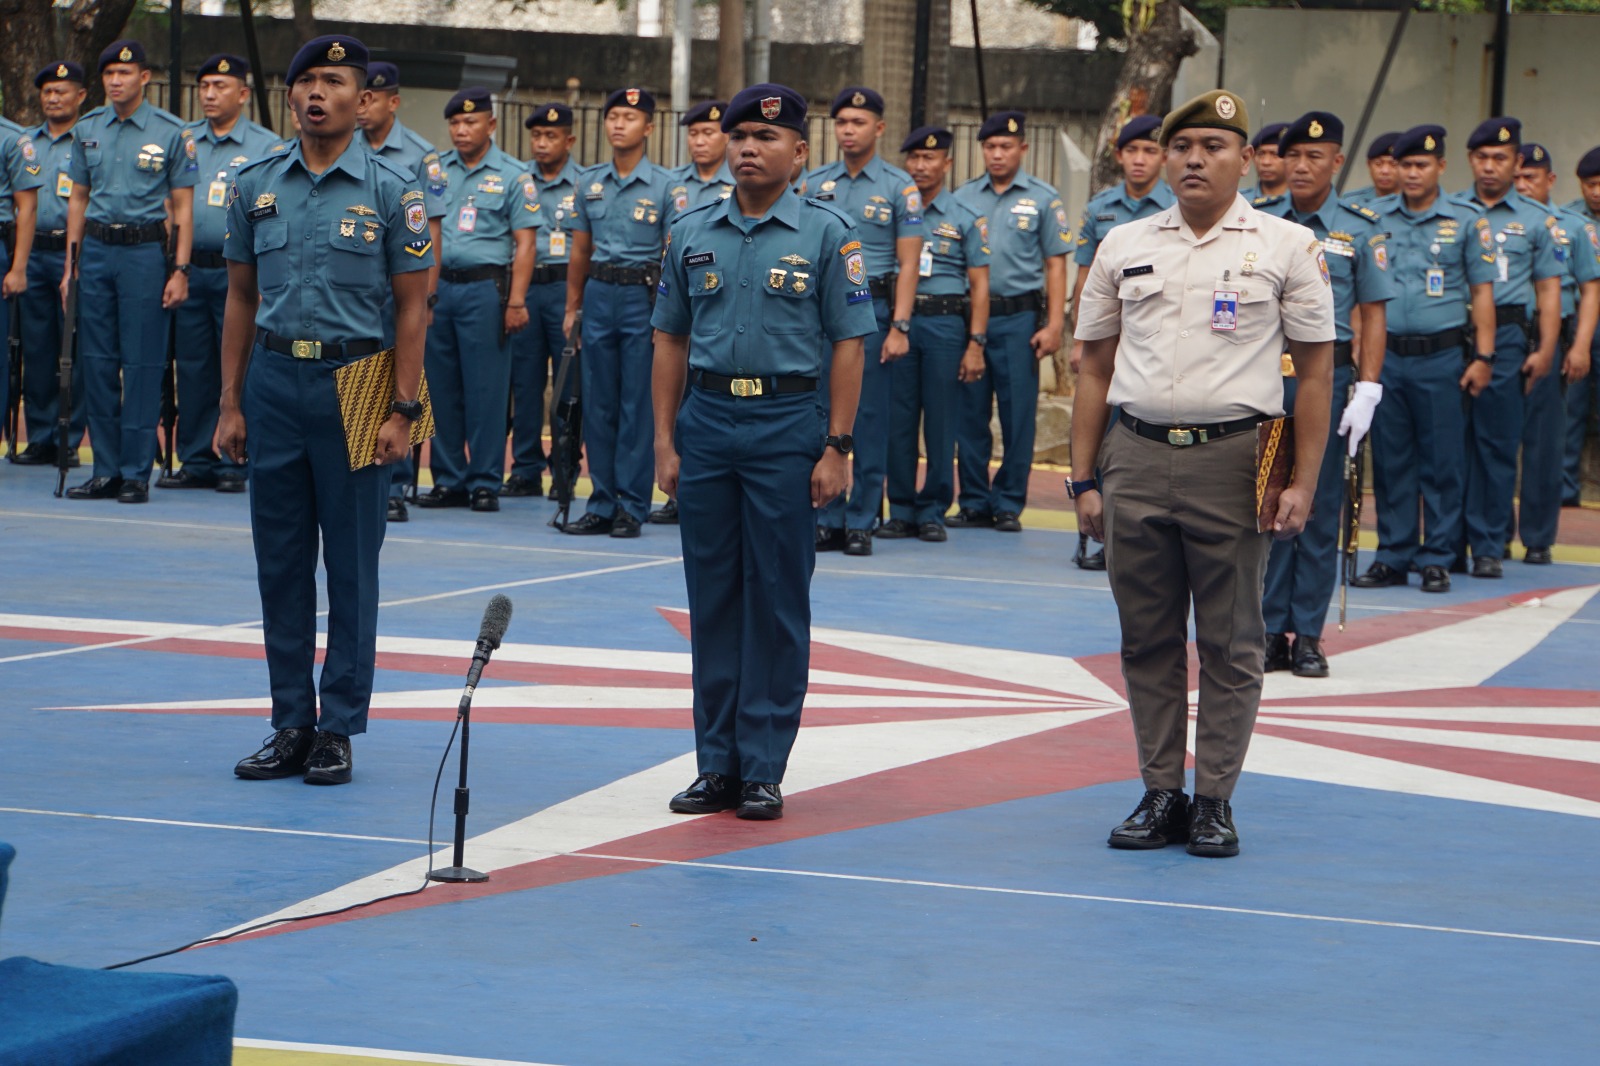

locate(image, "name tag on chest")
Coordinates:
1212 290 1239 331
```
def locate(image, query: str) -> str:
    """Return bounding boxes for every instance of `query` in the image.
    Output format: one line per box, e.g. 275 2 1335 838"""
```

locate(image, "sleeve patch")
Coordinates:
839 240 861 256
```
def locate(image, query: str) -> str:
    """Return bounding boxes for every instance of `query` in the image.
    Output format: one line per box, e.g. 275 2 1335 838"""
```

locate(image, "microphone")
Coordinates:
464 594 513 693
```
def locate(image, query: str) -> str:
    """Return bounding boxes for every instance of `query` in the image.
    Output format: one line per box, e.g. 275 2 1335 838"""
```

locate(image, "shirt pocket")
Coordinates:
253 219 291 293
760 270 815 333
859 202 894 227
1117 276 1165 340
1217 285 1278 346
327 219 380 291
688 270 723 336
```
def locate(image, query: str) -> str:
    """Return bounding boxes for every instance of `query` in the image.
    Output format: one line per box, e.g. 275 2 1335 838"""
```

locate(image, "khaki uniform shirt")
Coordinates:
1075 194 1335 424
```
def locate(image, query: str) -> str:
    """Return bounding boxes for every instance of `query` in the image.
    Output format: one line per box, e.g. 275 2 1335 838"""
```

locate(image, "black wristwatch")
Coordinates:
427 293 440 309
172 263 191 276
1473 351 1496 365
390 399 425 422
1065 477 1099 499
825 434 854 456
891 319 912 335
968 333 988 348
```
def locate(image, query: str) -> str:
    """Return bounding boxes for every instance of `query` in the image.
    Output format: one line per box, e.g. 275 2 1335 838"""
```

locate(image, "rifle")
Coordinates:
160 225 180 477
5 295 20 460
547 311 583 529
1339 427 1366 632
55 243 80 498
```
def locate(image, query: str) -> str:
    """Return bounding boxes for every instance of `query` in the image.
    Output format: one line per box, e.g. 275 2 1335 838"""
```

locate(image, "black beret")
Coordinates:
1578 146 1600 180
1466 117 1521 151
1160 91 1248 146
98 40 146 72
1278 111 1343 153
445 86 493 119
1251 122 1290 151
901 126 953 153
720 83 807 135
681 101 728 127
1115 115 1162 149
831 87 885 117
1521 142 1552 170
1392 124 1446 160
366 62 400 90
286 35 368 87
978 111 1026 141
34 61 86 88
197 54 249 81
603 87 656 117
525 103 573 130
1366 131 1400 160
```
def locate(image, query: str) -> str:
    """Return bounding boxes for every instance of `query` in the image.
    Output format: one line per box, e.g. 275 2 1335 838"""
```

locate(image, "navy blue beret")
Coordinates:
1115 115 1162 149
1366 131 1400 160
1467 117 1520 151
1578 146 1600 180
366 62 399 91
831 87 884 117
445 86 493 119
1393 124 1447 159
901 126 953 153
1520 142 1552 170
603 87 656 117
1278 111 1343 152
1251 122 1290 151
35 61 86 88
681 101 728 127
98 40 146 72
197 54 249 81
286 35 368 86
525 103 573 129
978 111 1026 141
720 83 807 135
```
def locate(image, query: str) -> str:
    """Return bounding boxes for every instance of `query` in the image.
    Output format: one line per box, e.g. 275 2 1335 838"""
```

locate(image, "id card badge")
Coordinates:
1212 290 1239 331
1425 267 1445 298
207 180 228 208
548 230 566 258
457 202 477 233
919 240 934 277
56 172 73 198
1496 254 1510 284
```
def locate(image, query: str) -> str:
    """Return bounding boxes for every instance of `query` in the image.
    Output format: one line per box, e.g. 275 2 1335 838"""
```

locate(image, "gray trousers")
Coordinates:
1100 422 1271 800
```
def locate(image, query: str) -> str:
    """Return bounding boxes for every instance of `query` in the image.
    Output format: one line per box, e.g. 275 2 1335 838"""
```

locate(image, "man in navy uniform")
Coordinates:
1 99 44 458
60 39 196 504
1243 121 1290 202
417 87 541 513
221 35 433 785
161 54 284 494
1344 131 1400 206
652 83 875 820
1561 146 1600 507
506 103 581 498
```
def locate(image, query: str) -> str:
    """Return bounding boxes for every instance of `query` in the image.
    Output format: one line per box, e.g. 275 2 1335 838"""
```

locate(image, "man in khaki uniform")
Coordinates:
1069 91 1336 858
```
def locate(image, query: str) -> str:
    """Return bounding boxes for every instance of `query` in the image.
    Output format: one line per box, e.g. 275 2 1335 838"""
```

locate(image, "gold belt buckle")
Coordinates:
290 339 322 360
729 377 763 397
1167 428 1194 447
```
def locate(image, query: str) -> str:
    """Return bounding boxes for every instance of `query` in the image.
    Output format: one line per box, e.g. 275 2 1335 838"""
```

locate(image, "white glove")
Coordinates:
1336 380 1383 457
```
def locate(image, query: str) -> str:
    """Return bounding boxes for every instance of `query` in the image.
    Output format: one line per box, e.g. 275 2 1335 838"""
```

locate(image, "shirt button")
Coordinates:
744 236 753 244
1180 329 1190 338
737 325 746 333
311 189 318 197
741 279 749 287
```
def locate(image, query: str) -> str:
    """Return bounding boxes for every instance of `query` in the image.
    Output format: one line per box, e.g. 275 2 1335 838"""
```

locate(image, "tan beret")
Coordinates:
1160 90 1251 146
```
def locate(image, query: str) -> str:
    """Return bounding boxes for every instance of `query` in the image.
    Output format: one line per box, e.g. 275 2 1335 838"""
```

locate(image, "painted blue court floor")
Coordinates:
0 468 1596 1064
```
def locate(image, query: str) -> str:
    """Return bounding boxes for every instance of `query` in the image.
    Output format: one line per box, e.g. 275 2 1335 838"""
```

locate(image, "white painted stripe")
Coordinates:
377 557 683 608
819 565 1115 593
1259 705 1600 726
0 509 250 534
1258 717 1600 762
0 618 268 666
0 807 427 845
234 1038 559 1065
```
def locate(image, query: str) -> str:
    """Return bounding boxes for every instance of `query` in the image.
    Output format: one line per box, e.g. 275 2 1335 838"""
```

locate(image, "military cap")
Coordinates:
34 61 86 88
603 87 656 117
720 83 807 135
1366 131 1400 160
1251 122 1290 151
1278 111 1344 152
901 126 953 153
1392 124 1447 159
1159 90 1249 146
978 111 1027 141
680 100 728 127
197 54 249 81
286 35 368 86
1466 116 1521 151
98 39 146 72
1578 146 1600 180
366 61 400 91
1114 115 1162 149
445 86 493 119
525 102 573 130
1520 142 1552 170
831 86 885 117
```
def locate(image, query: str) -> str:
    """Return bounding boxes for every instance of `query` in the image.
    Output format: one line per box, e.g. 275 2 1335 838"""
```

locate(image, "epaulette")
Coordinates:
235 152 281 176
1251 193 1284 207
1344 201 1381 221
805 198 857 229
670 199 720 226
371 152 417 184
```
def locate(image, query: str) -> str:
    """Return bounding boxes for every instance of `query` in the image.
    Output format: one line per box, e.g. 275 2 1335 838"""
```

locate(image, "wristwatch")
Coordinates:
891 319 912 335
824 434 854 456
1473 351 1496 365
427 293 440 309
1065 477 1099 499
968 333 988 348
390 399 425 422
172 263 191 276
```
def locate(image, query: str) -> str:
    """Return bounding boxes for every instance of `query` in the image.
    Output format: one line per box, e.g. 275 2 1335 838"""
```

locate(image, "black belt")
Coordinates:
532 263 568 284
1494 303 1528 327
440 264 503 285
692 369 818 397
1333 340 1354 369
913 293 969 317
1387 328 1465 356
991 291 1043 318
590 261 658 286
86 220 166 246
867 275 895 300
0 221 13 244
257 329 384 361
33 229 68 252
190 249 228 270
1122 411 1269 448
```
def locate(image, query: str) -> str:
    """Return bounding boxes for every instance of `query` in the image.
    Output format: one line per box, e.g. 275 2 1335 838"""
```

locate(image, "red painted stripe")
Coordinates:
1257 714 1600 741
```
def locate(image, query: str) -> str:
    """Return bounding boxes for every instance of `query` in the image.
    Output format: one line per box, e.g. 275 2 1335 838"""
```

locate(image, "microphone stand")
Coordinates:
428 642 493 884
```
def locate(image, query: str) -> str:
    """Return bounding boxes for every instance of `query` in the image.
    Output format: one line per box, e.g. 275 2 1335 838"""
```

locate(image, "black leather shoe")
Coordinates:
66 475 122 500
471 488 500 512
668 772 742 813
501 474 541 497
1471 555 1503 579
157 468 217 489
843 529 873 556
303 730 353 785
12 443 57 466
993 512 1022 532
1351 561 1407 588
234 727 315 780
1186 794 1240 857
417 486 470 509
1076 547 1106 571
1108 788 1190 849
875 518 915 539
918 521 947 542
816 526 847 552
562 512 614 535
736 781 784 820
1562 495 1583 508
216 473 247 494
648 499 679 524
387 497 409 523
116 480 149 504
610 512 642 538
1420 565 1451 593
1524 547 1553 565
945 507 993 528
1291 635 1329 678
1263 632 1292 672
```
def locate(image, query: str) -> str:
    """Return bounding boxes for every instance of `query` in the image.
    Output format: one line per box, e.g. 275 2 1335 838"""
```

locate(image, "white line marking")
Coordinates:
0 807 428 845
0 509 250 534
0 618 268 666
233 1038 560 1065
377 557 682 608
384 535 677 562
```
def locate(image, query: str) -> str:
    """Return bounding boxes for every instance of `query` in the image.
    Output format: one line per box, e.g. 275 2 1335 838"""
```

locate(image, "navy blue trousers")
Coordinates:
887 312 965 525
0 244 9 446
425 277 512 495
1561 330 1599 502
818 295 890 531
77 237 169 481
508 279 569 480
379 288 412 500
1371 346 1467 571
955 308 1038 516
172 264 241 479
1465 323 1532 560
1518 353 1566 551
20 247 86 447
1263 364 1352 638
243 342 390 736
580 278 655 522
675 387 825 784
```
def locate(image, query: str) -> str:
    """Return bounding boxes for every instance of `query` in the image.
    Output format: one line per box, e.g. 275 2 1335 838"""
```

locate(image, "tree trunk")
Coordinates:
291 0 317 41
716 0 744 102
1090 0 1197 194
0 0 141 123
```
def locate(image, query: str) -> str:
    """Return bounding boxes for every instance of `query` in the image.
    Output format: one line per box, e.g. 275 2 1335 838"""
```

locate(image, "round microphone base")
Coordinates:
427 866 489 884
